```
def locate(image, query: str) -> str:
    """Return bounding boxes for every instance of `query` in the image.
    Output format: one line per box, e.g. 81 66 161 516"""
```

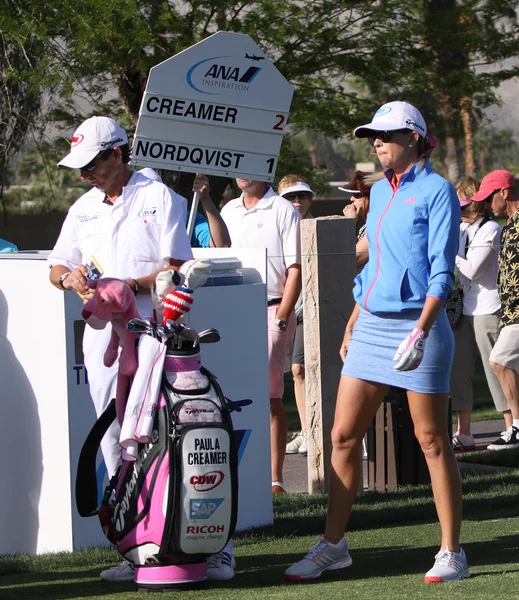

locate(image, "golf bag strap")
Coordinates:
76 398 117 517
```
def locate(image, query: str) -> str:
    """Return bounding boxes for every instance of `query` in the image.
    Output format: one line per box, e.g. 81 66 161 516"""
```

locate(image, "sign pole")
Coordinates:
186 192 200 241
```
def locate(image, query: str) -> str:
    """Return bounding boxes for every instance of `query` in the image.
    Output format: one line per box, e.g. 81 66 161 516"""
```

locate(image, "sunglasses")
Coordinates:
284 192 313 201
81 147 114 172
368 129 411 146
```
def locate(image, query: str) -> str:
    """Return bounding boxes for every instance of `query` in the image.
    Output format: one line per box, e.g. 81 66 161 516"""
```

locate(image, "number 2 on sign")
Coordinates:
266 158 275 174
273 115 285 131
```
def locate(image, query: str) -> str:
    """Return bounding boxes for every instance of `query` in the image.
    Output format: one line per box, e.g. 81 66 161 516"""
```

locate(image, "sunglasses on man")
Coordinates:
81 147 115 172
368 128 411 146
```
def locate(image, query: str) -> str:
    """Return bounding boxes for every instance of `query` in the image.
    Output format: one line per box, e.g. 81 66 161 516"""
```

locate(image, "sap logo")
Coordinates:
375 106 392 117
190 471 224 492
71 134 84 146
138 208 157 218
189 498 224 519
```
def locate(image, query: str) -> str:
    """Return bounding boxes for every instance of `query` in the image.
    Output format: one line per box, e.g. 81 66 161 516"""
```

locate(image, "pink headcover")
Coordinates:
82 278 140 376
82 278 141 422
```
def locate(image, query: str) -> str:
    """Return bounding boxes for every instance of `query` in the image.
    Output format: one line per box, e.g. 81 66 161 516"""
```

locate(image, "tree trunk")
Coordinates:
461 97 475 176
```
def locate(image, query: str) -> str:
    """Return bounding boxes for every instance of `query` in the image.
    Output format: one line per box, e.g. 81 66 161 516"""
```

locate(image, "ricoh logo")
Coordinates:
189 498 224 519
187 55 262 95
186 524 225 534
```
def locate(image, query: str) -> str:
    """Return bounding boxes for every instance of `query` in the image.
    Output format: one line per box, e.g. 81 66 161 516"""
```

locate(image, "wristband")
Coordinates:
127 278 139 296
58 271 71 290
345 329 354 334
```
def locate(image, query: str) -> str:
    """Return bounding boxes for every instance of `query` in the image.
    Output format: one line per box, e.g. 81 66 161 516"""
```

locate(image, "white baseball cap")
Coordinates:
280 182 316 198
57 116 128 169
354 101 427 138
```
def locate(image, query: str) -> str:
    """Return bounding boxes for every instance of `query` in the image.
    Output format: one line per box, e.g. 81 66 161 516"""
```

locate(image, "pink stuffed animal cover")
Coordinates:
82 278 141 375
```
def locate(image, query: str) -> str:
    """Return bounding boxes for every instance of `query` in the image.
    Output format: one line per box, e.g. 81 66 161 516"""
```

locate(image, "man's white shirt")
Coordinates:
221 187 301 300
48 170 193 280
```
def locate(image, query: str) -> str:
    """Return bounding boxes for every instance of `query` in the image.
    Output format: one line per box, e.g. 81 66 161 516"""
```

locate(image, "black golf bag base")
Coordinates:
135 563 207 591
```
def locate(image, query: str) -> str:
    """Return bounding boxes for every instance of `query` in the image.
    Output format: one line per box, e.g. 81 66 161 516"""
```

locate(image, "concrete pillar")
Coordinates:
301 216 357 494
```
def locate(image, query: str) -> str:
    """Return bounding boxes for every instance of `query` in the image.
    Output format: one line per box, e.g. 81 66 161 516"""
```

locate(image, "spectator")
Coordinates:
341 171 380 272
286 101 468 584
481 170 519 450
450 176 508 452
278 175 314 456
139 169 230 248
221 178 301 494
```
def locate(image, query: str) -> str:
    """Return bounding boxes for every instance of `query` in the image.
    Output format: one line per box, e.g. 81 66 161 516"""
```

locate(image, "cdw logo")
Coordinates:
190 471 224 492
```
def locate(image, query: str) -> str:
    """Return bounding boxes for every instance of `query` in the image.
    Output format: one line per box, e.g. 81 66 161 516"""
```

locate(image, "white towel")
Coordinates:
119 335 166 461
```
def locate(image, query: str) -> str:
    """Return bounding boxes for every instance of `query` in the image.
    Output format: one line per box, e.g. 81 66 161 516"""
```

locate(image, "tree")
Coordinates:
0 16 45 220
350 0 519 181
3 0 519 197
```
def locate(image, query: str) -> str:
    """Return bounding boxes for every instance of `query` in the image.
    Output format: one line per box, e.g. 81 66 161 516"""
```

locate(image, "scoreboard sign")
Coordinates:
131 31 294 182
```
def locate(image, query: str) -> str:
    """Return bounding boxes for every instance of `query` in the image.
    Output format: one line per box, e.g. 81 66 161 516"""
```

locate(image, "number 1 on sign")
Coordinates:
266 158 275 174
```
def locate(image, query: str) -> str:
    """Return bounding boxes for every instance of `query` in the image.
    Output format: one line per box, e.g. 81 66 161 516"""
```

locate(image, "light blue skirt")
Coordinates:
341 307 454 394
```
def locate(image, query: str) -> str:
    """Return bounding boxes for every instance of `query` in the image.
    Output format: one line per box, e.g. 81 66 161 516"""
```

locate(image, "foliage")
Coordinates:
3 1 519 198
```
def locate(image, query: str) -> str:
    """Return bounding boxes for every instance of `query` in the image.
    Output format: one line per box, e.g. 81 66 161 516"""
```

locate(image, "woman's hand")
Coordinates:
342 203 359 220
340 329 353 361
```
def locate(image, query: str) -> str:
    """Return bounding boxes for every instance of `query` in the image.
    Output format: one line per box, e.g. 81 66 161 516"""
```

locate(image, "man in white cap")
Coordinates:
48 117 235 582
220 177 301 494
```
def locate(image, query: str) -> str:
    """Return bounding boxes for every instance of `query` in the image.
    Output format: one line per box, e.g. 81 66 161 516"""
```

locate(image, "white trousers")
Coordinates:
83 324 121 479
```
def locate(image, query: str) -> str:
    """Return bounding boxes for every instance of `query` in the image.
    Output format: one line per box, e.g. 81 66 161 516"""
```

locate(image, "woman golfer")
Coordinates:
285 101 468 584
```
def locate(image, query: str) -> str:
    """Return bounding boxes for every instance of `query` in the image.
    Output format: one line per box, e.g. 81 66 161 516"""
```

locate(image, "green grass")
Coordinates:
459 447 519 469
1 473 518 599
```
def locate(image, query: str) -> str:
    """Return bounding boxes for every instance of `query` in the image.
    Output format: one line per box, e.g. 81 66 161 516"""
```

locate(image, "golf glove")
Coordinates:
393 328 427 372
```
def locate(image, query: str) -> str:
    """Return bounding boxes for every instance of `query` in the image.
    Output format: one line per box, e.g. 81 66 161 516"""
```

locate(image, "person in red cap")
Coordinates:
475 170 519 450
450 177 508 453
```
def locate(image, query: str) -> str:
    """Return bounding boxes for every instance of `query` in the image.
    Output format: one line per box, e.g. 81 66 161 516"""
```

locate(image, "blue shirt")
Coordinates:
354 159 460 314
0 238 18 253
187 212 211 248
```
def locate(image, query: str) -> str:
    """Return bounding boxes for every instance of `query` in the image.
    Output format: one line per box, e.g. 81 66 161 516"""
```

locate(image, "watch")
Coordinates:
274 318 287 331
58 271 71 290
127 278 139 296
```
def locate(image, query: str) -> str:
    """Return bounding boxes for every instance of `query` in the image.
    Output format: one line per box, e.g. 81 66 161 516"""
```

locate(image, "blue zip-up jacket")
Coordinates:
354 159 460 315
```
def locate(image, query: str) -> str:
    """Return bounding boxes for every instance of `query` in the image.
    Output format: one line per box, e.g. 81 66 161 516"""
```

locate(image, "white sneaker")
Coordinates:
424 547 470 583
206 542 235 581
298 430 308 455
100 559 135 582
285 538 352 581
487 426 519 451
286 431 304 454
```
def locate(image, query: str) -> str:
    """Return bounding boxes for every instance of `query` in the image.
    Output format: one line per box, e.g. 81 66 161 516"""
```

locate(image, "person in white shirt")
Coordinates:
48 117 242 583
221 178 301 494
450 177 508 452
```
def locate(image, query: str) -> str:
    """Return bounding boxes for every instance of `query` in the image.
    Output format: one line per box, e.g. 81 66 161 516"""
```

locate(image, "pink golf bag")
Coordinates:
76 320 239 590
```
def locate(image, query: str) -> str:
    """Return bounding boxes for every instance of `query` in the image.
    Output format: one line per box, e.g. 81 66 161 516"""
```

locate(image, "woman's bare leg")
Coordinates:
407 391 462 551
324 376 387 540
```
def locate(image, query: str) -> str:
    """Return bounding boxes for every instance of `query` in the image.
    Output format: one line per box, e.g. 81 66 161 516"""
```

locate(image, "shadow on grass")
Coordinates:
236 473 519 541
2 537 519 598
0 574 134 600
224 534 519 588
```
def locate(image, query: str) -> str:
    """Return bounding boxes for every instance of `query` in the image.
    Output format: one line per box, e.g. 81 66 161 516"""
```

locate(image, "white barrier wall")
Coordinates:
0 248 270 554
